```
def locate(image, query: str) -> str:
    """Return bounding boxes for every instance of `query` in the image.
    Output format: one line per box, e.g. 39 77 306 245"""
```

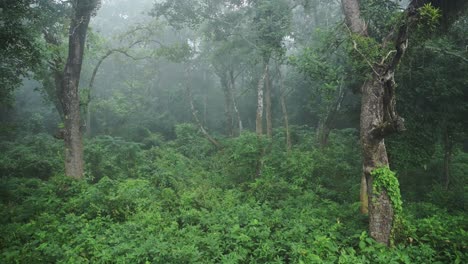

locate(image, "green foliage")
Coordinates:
216 132 269 184
84 136 143 182
371 166 404 245
252 0 291 59
418 4 442 31
0 134 63 179
1 129 467 263
371 167 403 217
155 43 193 63
171 123 216 159
359 0 400 39
346 34 386 81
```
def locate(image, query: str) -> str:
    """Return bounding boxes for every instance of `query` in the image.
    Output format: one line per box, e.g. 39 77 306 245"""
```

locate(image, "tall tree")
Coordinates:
341 0 429 244
252 0 291 137
61 0 100 178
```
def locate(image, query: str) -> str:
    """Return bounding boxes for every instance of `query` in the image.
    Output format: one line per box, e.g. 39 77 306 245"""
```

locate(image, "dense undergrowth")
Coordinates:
1 125 466 263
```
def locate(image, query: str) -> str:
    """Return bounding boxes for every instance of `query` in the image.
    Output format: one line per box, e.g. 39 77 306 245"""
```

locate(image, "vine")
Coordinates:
371 166 403 245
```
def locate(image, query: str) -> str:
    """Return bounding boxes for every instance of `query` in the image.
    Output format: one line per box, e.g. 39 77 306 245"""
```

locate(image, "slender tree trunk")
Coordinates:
255 65 269 178
203 94 207 127
229 70 243 136
186 67 221 148
60 1 96 179
42 31 65 123
443 126 453 190
85 50 113 137
53 70 65 121
318 80 345 148
278 68 291 152
256 65 267 136
221 73 234 136
265 63 272 138
84 44 146 137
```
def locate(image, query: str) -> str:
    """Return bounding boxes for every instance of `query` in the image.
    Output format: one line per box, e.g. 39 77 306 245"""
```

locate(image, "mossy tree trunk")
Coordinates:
341 0 427 245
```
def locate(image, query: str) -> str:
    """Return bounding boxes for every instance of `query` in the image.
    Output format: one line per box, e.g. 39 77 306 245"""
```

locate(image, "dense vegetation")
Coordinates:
1 0 466 263
1 128 467 263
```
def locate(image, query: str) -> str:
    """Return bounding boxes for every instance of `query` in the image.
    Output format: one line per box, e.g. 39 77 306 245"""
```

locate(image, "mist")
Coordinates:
1 0 467 262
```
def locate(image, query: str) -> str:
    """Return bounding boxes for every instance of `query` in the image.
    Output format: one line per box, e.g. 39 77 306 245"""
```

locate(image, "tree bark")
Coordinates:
341 0 370 216
229 70 243 136
278 68 291 152
341 0 367 35
317 79 346 148
220 73 234 136
186 67 221 148
60 1 96 179
265 63 272 138
256 65 267 136
443 126 453 190
341 0 425 245
360 78 394 245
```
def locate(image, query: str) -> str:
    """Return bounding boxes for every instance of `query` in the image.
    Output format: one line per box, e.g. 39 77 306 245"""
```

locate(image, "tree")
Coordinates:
252 0 291 137
60 0 100 178
341 0 467 245
341 0 427 245
0 0 59 104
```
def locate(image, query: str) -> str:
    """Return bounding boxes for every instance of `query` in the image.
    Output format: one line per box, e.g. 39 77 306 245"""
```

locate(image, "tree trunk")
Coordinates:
360 173 368 214
265 63 272 138
221 73 234 136
42 30 65 122
317 80 345 148
360 78 394 245
443 126 453 190
186 67 221 148
53 69 65 121
278 68 291 152
84 44 146 137
85 50 113 137
341 0 371 216
60 1 96 179
256 65 267 136
229 70 243 136
341 0 424 245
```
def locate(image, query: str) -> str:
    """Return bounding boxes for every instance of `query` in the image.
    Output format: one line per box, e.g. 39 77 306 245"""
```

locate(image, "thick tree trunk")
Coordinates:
360 78 394 245
229 70 243 136
60 1 95 179
341 0 424 245
256 65 267 136
341 0 367 34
